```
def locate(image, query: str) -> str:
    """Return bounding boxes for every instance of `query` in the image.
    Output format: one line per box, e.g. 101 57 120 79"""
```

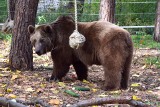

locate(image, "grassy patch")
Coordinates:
132 34 160 49
145 56 160 69
0 32 12 41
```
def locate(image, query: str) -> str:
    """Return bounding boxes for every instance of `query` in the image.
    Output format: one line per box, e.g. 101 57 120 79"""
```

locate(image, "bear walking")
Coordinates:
28 16 133 90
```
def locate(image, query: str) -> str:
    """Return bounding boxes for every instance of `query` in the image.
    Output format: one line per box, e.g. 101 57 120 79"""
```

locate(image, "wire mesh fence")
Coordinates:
0 0 157 25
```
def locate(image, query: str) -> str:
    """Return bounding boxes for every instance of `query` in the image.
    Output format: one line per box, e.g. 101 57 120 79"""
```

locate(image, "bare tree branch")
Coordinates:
0 97 27 107
16 98 51 107
71 97 154 107
0 97 51 107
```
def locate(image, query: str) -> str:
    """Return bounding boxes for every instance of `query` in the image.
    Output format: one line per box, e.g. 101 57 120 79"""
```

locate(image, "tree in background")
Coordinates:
1 0 16 33
9 0 39 70
9 0 16 20
65 0 85 17
154 0 160 42
99 0 115 23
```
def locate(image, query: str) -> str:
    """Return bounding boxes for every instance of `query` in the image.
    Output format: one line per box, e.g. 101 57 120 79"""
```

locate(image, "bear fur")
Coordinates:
28 16 133 90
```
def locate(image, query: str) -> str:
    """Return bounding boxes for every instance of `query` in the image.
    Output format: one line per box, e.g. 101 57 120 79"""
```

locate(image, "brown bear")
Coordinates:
28 16 133 91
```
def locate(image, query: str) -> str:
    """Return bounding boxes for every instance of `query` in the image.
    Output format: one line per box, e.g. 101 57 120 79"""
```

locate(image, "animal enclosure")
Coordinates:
0 0 159 106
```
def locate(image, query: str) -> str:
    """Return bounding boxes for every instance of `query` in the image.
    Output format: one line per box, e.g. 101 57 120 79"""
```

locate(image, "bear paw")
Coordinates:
102 85 119 91
46 76 61 82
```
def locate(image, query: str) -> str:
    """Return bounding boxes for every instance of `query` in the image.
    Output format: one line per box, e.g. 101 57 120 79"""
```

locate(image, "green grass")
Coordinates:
0 32 160 49
0 32 12 41
145 56 160 69
132 34 160 49
132 34 160 69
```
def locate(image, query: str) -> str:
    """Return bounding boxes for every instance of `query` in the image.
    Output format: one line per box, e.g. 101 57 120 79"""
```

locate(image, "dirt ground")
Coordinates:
0 40 160 107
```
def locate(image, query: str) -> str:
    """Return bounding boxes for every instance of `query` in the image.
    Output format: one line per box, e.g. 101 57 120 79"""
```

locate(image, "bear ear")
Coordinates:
28 25 35 34
44 25 52 33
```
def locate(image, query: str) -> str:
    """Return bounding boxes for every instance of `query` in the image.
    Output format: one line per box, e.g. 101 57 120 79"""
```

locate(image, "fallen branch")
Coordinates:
71 96 154 107
16 98 51 107
0 97 51 107
0 97 26 107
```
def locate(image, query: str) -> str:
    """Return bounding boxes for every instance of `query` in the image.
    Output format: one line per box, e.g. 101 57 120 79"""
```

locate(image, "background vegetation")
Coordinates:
0 0 157 24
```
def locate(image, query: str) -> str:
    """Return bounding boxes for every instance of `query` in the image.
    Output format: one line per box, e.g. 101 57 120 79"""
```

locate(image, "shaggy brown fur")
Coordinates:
28 16 133 91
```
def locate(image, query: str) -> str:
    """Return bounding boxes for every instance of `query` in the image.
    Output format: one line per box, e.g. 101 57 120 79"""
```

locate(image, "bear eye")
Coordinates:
32 39 36 46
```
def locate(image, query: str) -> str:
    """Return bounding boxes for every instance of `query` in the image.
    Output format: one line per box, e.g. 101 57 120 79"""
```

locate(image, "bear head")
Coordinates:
28 25 56 56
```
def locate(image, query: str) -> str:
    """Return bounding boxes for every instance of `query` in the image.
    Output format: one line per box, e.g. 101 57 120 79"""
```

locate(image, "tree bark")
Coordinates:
154 0 160 42
99 0 115 23
9 0 16 20
65 0 85 17
9 0 39 71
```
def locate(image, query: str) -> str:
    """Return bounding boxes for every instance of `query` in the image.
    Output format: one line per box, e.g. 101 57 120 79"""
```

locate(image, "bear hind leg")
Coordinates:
73 61 88 81
120 55 132 89
103 67 122 91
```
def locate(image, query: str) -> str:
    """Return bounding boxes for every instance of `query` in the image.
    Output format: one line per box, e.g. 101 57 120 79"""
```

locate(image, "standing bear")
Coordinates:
28 16 133 91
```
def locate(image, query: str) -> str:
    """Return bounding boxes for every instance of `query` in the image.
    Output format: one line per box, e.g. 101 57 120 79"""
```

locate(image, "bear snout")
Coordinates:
35 50 42 56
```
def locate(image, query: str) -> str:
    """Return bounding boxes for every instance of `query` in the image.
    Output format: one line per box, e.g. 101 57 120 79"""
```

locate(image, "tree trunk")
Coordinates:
9 0 39 71
99 0 115 23
9 0 16 20
154 0 160 42
65 0 85 17
1 0 16 33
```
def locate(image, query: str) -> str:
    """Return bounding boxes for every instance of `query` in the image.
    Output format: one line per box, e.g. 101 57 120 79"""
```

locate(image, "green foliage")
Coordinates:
145 56 160 69
116 0 156 26
132 34 160 49
0 32 11 41
0 0 7 22
0 0 157 34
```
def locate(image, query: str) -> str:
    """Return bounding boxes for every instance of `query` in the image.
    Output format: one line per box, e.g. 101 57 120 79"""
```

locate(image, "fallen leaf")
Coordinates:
132 95 141 101
109 90 121 94
16 70 21 74
88 83 95 87
11 74 18 80
147 90 153 93
49 99 60 105
25 87 34 92
40 83 46 88
0 94 4 97
98 93 108 97
141 64 147 69
6 88 13 93
36 88 43 94
131 83 141 87
34 73 39 77
0 74 5 77
58 82 66 87
53 90 59 94
1 84 6 88
92 88 98 92
83 80 90 84
8 94 17 99
132 74 140 77
44 63 49 67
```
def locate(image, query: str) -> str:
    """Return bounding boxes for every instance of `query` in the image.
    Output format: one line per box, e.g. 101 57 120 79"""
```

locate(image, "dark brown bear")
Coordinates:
28 16 133 91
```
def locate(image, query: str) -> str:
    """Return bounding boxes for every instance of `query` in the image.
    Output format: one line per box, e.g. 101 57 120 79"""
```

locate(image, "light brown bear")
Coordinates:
28 16 133 91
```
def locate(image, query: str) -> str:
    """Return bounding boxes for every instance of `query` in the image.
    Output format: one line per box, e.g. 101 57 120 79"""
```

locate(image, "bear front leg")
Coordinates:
73 61 88 81
47 64 70 82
